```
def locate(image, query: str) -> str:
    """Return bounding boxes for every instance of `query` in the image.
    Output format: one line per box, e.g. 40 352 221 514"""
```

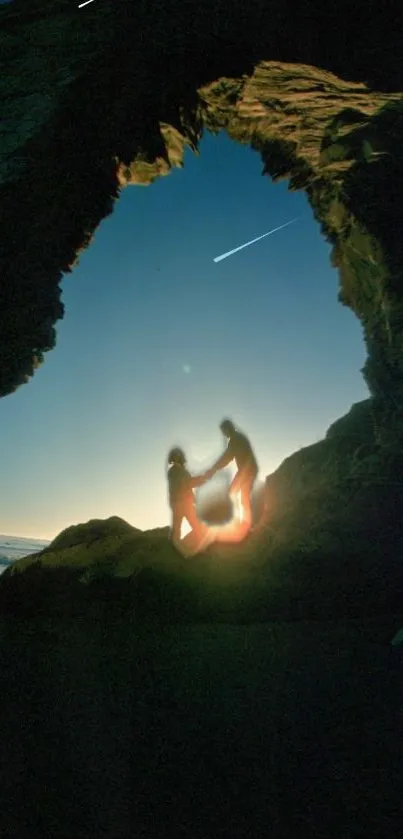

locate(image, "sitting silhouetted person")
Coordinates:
167 447 211 552
205 419 258 531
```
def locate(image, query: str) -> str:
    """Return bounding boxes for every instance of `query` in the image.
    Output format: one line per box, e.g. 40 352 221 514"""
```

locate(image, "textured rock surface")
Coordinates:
1 0 403 401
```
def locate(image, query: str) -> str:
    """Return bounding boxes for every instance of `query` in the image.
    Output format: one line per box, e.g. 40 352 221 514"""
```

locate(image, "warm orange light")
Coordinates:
211 491 250 545
178 485 263 556
237 492 244 523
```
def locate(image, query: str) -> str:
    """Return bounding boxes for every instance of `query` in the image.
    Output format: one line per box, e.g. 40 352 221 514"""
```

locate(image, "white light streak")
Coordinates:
213 217 299 263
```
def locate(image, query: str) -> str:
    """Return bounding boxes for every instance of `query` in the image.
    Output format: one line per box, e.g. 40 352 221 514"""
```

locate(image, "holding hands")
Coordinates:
201 467 216 483
191 467 216 490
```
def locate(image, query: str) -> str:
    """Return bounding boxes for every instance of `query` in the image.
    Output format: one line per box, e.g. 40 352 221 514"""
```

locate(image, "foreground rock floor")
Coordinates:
0 618 400 838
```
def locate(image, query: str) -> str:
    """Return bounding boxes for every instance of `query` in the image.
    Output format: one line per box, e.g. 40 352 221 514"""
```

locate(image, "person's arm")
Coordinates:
189 473 208 488
205 442 234 478
190 446 233 487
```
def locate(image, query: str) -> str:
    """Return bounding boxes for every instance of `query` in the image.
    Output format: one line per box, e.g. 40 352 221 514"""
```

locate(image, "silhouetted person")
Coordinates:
167 447 210 550
205 419 258 530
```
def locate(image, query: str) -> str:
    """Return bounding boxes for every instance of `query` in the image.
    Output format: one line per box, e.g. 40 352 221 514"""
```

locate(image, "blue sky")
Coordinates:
0 131 368 539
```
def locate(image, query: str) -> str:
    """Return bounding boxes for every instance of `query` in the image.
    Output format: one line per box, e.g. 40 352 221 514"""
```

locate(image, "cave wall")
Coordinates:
197 65 403 411
1 0 403 408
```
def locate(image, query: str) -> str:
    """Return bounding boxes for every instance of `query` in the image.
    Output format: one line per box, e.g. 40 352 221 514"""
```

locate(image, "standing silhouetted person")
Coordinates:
206 419 258 530
167 447 210 551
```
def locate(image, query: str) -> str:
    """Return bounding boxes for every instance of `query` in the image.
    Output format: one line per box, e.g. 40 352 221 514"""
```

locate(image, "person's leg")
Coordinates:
230 471 253 524
184 502 207 538
171 507 183 545
183 501 214 552
229 472 242 520
229 471 241 496
240 478 254 529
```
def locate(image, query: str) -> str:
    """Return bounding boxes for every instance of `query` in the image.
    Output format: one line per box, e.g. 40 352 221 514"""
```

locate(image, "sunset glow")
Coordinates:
237 493 244 523
0 132 368 541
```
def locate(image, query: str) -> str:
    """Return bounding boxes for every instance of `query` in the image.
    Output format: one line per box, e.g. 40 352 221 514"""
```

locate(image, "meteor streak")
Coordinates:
213 217 299 263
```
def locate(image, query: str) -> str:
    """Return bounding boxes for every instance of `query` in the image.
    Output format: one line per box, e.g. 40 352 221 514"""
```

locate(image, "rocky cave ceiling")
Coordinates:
1 0 402 406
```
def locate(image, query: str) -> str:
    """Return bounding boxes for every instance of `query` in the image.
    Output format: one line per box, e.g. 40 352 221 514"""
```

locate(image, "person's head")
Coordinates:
220 418 235 439
167 446 186 467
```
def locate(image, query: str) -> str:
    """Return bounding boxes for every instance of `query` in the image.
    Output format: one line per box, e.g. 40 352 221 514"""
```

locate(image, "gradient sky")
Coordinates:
0 131 369 539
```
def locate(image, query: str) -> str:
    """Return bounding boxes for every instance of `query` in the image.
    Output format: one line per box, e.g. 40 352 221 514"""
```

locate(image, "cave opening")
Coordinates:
1 2 402 544
0 128 370 541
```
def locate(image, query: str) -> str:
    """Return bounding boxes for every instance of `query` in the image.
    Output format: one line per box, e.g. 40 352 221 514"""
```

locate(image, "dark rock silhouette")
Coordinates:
0 412 402 839
42 515 141 553
0 615 400 839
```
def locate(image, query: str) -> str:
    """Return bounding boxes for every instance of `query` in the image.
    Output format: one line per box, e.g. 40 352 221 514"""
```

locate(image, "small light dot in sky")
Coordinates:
182 364 191 374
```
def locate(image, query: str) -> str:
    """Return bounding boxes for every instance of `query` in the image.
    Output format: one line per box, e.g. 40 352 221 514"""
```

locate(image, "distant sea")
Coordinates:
0 535 50 575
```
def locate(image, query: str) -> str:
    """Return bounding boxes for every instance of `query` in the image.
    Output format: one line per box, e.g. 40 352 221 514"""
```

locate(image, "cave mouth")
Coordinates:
1 26 403 540
1 0 402 417
4 115 368 542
